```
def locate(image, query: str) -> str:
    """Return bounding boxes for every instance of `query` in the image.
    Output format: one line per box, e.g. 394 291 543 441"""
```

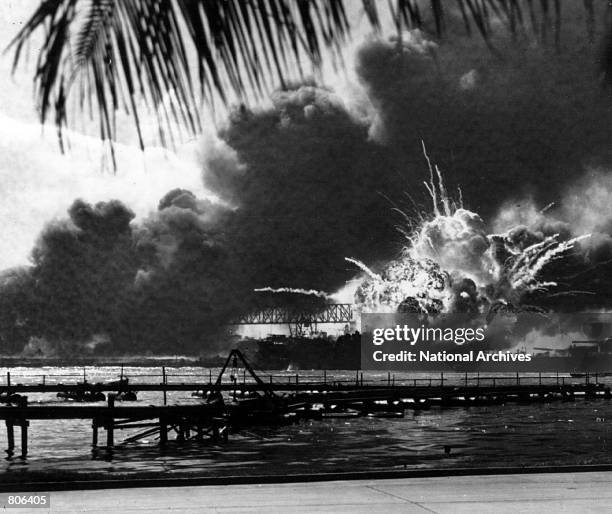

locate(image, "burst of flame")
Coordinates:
257 146 593 320
349 146 592 317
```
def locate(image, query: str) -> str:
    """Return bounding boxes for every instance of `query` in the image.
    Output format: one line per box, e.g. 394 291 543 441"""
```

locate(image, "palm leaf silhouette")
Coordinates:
7 0 599 164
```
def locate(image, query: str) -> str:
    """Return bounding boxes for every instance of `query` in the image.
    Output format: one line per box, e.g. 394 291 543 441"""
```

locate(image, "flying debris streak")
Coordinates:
345 257 382 281
254 287 332 299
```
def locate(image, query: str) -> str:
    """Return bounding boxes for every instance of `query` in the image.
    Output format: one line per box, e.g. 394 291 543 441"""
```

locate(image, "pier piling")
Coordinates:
106 394 115 448
92 418 98 447
20 419 28 458
5 419 14 458
159 417 167 446
162 367 167 405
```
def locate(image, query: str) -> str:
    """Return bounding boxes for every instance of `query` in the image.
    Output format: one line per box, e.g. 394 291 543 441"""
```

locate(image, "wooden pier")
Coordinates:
1 395 230 459
1 351 611 459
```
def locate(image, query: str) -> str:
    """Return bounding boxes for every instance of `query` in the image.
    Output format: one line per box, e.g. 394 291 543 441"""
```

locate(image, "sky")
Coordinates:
0 1 216 270
0 1 379 272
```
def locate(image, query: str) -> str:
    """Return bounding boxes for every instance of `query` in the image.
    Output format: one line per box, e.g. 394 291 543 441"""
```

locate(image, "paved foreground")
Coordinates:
12 471 612 513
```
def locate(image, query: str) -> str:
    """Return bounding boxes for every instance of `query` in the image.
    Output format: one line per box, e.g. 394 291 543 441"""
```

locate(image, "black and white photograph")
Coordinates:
1 1 612 512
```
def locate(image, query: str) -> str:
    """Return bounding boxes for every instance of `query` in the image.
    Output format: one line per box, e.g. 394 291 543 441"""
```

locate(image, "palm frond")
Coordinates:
7 0 606 166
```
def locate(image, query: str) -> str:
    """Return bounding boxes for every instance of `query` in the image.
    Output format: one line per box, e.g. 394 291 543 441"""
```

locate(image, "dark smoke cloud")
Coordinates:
128 188 241 353
204 86 399 294
27 200 137 345
354 24 612 219
0 84 397 355
4 194 243 355
4 10 612 355
0 267 34 353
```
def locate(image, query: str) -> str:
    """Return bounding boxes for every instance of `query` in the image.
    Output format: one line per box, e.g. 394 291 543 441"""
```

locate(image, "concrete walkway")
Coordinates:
15 471 612 513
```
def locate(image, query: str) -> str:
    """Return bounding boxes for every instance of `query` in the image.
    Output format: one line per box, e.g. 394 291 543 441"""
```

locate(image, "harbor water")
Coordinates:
1 366 612 480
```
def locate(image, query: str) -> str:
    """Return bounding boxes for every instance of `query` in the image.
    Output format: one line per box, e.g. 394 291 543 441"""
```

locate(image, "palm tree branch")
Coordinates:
6 0 604 168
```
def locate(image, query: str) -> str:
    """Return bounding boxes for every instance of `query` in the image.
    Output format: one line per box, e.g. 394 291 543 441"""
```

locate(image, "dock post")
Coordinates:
539 372 542 386
20 420 28 459
324 370 326 385
465 372 468 387
6 372 10 393
441 372 444 387
360 372 363 386
159 417 167 446
106 394 115 447
209 369 212 384
355 370 359 386
92 418 98 447
387 372 391 387
106 423 114 448
162 366 167 405
5 419 14 457
18 396 28 459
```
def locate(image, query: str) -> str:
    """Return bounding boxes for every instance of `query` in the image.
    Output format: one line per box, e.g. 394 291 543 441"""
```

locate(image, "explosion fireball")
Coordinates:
349 148 593 320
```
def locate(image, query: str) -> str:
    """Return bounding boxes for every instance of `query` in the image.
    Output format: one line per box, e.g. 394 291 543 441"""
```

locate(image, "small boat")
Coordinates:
115 390 137 401
106 377 137 401
56 382 106 402
57 390 106 402
0 393 24 405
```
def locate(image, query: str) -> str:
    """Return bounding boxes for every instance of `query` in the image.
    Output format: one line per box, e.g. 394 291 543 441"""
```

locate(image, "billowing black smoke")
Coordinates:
205 86 398 294
3 16 612 355
355 29 612 219
28 200 137 343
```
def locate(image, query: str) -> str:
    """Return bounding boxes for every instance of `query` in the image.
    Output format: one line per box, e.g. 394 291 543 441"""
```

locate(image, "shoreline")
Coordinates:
2 463 612 492
0 356 226 368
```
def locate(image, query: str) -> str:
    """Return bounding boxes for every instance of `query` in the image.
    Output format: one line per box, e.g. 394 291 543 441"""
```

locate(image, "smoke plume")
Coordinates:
3 13 612 355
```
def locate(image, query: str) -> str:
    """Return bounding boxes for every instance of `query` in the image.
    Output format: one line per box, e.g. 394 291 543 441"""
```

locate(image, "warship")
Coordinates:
235 332 361 370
